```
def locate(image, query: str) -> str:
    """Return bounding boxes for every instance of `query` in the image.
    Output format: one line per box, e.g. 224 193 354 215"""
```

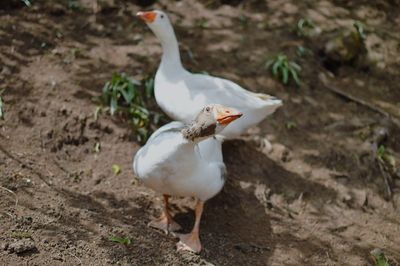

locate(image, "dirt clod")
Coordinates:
7 240 36 254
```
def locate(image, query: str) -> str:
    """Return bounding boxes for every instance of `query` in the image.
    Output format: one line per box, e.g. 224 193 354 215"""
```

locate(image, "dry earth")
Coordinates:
1 0 400 265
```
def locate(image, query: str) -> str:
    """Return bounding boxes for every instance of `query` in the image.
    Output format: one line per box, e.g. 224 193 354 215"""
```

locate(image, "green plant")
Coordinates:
0 89 5 120
101 73 164 142
371 248 390 266
196 18 209 29
68 0 81 10
21 0 31 6
377 145 386 160
265 54 301 86
377 145 396 168
296 46 312 57
94 142 101 153
353 21 367 40
10 231 32 239
108 235 131 245
94 106 101 121
286 121 297 129
112 164 121 175
296 18 316 37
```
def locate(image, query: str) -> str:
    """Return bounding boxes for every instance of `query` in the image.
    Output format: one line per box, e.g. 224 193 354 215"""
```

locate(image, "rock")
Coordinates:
8 239 36 254
324 29 366 63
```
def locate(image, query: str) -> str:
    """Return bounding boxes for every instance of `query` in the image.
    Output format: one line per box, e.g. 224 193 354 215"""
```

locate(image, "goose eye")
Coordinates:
160 15 164 19
205 107 211 112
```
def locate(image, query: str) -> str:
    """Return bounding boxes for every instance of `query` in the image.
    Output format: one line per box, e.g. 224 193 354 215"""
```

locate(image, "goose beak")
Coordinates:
216 106 243 125
136 11 156 23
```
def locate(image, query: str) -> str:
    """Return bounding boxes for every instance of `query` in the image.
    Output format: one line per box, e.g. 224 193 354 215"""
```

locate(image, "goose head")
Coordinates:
182 104 243 142
136 10 175 43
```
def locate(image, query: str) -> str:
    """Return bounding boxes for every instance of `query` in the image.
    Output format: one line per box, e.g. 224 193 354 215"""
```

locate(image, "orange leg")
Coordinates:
176 200 204 253
148 195 181 234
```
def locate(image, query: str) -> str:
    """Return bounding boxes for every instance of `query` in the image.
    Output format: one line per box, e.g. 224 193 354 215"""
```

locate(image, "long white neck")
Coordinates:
150 23 185 73
160 34 182 70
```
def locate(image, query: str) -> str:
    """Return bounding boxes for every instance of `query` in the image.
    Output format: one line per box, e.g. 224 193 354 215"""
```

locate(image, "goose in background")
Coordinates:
136 10 282 139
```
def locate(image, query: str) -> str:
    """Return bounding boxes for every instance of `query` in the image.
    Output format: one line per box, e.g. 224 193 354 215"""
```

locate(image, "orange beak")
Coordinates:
216 106 243 125
136 11 156 23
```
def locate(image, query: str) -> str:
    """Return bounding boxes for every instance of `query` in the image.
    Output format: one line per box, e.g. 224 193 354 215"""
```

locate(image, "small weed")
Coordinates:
377 145 396 168
0 89 4 120
286 121 297 129
371 248 390 266
68 0 81 10
377 145 386 160
94 106 101 121
295 18 316 37
353 21 367 40
94 142 101 153
21 0 31 7
265 54 301 86
101 72 165 143
64 48 81 63
10 231 32 239
55 31 63 39
196 18 209 29
108 235 131 245
238 15 249 27
296 46 312 57
112 164 121 175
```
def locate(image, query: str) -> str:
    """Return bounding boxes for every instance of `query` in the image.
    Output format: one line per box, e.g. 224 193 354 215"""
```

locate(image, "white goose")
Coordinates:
133 104 242 253
136 10 282 139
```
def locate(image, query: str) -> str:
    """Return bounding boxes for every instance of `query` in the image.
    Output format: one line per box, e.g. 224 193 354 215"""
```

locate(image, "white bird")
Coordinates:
133 104 242 253
136 10 282 139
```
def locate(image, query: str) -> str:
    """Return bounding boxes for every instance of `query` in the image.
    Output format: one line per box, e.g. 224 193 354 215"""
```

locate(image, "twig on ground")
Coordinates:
0 186 18 207
0 143 52 187
69 252 83 266
323 84 400 128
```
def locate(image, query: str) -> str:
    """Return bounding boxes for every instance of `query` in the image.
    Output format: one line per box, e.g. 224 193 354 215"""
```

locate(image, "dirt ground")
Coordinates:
1 0 400 265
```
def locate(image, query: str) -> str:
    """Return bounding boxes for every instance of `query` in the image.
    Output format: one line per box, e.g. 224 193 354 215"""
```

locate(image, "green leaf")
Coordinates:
353 21 367 40
289 68 301 86
290 62 302 71
112 164 121 175
94 106 101 121
371 249 390 266
108 235 131 245
265 59 274 69
377 145 385 159
144 78 154 99
120 85 135 104
21 0 31 7
282 67 289 84
286 121 297 129
94 142 101 153
110 97 118 116
272 61 280 76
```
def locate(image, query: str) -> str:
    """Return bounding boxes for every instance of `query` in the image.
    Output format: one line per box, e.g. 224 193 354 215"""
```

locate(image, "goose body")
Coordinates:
137 10 282 139
132 104 242 253
133 121 225 201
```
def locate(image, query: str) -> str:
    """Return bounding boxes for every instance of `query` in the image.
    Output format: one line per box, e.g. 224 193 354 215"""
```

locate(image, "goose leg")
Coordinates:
148 194 182 234
176 200 203 253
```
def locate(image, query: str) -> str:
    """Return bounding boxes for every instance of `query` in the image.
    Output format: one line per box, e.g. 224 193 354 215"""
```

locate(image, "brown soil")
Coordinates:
1 0 400 265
